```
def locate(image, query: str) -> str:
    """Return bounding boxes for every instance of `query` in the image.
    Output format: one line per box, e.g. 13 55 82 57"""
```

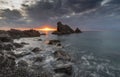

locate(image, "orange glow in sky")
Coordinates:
35 25 57 31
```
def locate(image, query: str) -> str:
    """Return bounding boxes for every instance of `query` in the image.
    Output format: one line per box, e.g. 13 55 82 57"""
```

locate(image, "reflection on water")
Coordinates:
45 31 120 77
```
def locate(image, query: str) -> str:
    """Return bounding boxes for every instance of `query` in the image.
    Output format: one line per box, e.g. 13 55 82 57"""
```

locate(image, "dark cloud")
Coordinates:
1 9 22 20
26 0 103 21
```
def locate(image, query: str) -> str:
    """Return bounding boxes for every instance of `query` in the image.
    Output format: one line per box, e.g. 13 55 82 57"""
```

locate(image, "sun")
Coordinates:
35 25 57 32
38 27 57 31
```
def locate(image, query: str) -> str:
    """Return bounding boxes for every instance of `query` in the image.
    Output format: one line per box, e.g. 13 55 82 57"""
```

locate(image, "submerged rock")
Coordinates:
47 40 61 45
21 42 29 45
17 60 28 67
13 43 24 48
54 50 71 61
15 52 31 58
54 64 73 75
32 47 42 53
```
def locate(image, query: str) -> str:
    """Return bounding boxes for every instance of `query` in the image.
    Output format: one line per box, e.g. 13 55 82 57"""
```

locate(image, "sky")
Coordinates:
0 0 120 31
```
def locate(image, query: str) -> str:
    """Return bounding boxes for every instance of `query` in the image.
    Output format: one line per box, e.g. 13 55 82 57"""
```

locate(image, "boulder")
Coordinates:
53 50 71 61
54 64 73 75
38 39 42 41
74 28 82 33
47 40 60 45
14 52 31 58
0 34 13 42
17 60 28 67
52 22 74 35
32 47 42 53
0 53 15 68
4 44 14 51
34 56 44 62
13 43 24 48
21 42 29 45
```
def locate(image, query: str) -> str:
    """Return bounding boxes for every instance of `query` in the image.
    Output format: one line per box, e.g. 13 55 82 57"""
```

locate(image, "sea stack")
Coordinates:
74 28 82 33
52 21 82 35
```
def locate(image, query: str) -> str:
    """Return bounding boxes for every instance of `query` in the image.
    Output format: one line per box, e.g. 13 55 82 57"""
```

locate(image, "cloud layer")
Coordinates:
0 0 120 30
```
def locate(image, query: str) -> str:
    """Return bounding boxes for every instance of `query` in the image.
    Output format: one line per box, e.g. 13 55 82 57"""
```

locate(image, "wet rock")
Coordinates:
40 33 46 35
4 44 14 50
74 28 82 33
32 47 42 53
38 39 42 41
0 34 13 42
13 43 24 48
0 53 15 68
21 42 29 45
34 56 44 62
57 43 62 46
54 50 71 61
17 60 28 67
48 40 60 45
15 52 31 58
54 64 73 75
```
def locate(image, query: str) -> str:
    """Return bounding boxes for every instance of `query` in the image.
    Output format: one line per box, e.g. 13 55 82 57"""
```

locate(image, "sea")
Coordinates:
15 31 120 77
46 31 120 77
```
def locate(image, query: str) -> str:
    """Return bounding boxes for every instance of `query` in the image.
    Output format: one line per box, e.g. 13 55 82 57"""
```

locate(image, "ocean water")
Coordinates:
45 31 120 77
14 31 120 77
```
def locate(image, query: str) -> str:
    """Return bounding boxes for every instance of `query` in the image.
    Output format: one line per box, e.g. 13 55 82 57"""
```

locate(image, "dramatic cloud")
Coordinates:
0 0 120 30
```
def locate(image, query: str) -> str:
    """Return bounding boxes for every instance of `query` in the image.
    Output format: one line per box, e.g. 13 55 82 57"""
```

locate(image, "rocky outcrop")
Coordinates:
47 40 61 45
75 28 82 33
8 29 40 38
52 22 74 35
52 21 82 35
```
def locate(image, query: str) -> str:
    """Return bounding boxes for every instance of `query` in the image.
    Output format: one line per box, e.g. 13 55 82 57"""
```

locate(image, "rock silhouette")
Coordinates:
52 21 82 35
75 28 82 33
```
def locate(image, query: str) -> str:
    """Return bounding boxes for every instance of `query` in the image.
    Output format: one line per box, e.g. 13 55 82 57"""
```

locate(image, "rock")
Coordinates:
47 40 61 45
40 33 46 35
0 53 15 68
38 39 42 41
52 21 82 35
15 52 31 58
23 29 40 37
21 42 29 45
53 50 71 61
17 60 28 67
32 47 42 53
4 44 14 50
0 34 13 42
7 29 24 39
34 56 44 62
74 28 82 33
57 43 62 46
54 64 73 75
8 29 41 38
52 22 74 35
13 43 24 48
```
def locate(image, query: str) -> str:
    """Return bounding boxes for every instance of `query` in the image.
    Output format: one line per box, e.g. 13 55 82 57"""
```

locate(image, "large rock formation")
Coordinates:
8 29 40 38
52 22 74 35
52 22 82 35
